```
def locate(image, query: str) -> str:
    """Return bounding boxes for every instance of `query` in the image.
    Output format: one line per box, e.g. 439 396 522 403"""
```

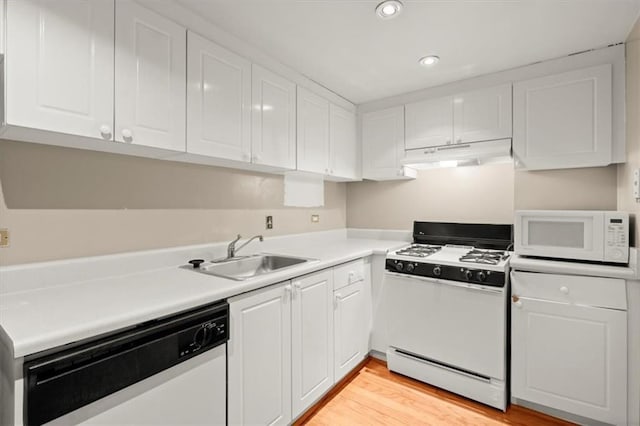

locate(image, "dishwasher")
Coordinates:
23 301 228 425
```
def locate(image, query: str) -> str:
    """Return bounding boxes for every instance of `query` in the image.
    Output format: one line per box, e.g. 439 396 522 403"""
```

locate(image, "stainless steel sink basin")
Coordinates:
193 254 314 281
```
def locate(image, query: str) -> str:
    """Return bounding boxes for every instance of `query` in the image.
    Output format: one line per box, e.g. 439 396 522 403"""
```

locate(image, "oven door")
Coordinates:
514 210 604 262
384 271 506 380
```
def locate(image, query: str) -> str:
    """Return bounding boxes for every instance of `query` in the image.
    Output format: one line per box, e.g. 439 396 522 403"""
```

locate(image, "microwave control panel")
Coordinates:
604 213 629 263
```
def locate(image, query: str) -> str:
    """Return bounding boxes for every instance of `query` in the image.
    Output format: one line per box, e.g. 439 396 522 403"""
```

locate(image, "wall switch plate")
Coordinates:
311 214 320 223
266 216 273 230
0 229 9 247
634 169 640 201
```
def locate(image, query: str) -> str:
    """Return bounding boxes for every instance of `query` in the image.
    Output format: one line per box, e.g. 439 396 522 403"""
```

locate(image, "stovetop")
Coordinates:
388 244 511 272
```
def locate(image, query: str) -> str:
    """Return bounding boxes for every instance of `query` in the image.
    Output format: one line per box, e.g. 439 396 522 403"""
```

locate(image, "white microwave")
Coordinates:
514 210 629 264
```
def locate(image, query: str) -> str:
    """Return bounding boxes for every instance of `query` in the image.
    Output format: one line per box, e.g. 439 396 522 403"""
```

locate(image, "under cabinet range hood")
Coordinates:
402 139 512 169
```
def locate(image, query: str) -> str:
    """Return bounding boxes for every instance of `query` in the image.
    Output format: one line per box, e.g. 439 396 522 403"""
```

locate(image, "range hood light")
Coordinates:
439 160 458 168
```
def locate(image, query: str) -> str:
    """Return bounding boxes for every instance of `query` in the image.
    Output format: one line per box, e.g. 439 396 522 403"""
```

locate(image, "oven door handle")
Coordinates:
384 270 504 294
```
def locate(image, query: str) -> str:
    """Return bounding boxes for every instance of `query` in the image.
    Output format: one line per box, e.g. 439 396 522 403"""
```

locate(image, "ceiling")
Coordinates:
177 0 640 104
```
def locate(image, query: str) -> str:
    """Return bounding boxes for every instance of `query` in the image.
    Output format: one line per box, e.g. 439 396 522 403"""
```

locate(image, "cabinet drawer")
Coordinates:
511 271 626 310
333 259 365 290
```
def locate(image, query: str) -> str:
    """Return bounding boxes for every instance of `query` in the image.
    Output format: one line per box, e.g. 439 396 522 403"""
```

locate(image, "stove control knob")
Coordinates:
463 269 474 280
395 262 404 272
433 266 442 277
477 271 487 282
406 263 415 273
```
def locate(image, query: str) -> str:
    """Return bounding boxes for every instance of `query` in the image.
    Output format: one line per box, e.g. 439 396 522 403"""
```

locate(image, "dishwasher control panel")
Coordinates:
178 314 228 358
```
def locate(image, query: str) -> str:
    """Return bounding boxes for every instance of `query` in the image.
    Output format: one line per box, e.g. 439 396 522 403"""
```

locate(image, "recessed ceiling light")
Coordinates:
419 55 440 67
376 0 403 19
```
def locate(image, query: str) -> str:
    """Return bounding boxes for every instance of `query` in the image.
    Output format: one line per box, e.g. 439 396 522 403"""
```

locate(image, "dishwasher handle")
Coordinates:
24 301 229 426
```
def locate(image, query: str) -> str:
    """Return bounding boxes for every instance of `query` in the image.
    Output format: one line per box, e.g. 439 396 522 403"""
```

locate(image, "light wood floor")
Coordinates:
296 358 575 426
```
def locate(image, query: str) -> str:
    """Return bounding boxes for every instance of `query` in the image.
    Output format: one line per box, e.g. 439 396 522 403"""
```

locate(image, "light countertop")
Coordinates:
0 233 406 358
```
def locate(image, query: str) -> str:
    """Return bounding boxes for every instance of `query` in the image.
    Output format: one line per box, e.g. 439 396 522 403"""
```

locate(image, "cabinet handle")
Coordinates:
252 154 261 163
121 128 133 142
446 140 452 145
284 284 292 299
242 153 251 162
334 293 342 309
456 138 462 144
560 286 569 294
324 168 329 174
330 169 334 174
99 125 112 139
293 281 301 298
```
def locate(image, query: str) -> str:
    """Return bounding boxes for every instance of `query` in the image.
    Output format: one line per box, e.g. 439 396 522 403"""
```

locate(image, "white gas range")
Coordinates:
384 222 513 411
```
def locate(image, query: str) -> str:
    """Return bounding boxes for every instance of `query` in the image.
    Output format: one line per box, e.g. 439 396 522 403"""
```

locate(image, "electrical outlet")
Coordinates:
0 229 9 247
266 215 273 230
311 214 320 223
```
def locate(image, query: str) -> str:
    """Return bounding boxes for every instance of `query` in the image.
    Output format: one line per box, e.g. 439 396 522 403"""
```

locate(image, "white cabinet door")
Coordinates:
329 104 359 180
115 1 186 151
251 65 296 169
297 88 329 174
405 96 453 149
291 270 334 418
511 297 627 425
186 32 251 162
362 106 414 180
334 280 367 383
513 64 612 170
454 84 512 144
6 0 114 140
228 282 292 426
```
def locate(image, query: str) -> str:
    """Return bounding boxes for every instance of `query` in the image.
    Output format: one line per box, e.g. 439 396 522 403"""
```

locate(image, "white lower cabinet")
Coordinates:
229 260 371 425
333 280 366 382
291 270 334 418
511 271 627 425
228 282 292 426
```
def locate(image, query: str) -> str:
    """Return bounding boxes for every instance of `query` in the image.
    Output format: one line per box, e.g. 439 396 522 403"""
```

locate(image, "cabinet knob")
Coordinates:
252 154 261 163
560 286 569 294
512 295 523 307
446 140 452 145
324 168 329 174
330 169 334 174
456 138 462 144
121 128 133 142
99 125 112 139
334 293 342 308
284 284 292 296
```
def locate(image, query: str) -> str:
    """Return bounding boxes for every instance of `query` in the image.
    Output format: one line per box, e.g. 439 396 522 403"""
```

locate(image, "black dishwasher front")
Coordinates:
23 301 229 426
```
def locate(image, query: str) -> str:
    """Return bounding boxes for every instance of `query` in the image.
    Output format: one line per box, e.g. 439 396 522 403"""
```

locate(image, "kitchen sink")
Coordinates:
192 254 315 281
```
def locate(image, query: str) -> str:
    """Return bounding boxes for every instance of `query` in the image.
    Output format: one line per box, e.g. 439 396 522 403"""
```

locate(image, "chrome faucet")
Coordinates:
227 234 263 259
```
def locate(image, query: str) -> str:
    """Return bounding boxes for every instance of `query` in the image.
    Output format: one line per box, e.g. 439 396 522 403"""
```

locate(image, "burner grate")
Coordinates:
459 249 509 265
395 244 442 258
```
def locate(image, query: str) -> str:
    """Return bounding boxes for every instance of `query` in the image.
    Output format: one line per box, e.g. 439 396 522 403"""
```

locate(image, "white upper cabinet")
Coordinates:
329 104 359 180
186 31 251 162
513 64 612 170
115 1 186 151
6 0 114 140
251 65 297 169
405 84 512 150
454 84 512 144
405 96 454 149
297 88 330 174
291 270 334 418
362 106 416 181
